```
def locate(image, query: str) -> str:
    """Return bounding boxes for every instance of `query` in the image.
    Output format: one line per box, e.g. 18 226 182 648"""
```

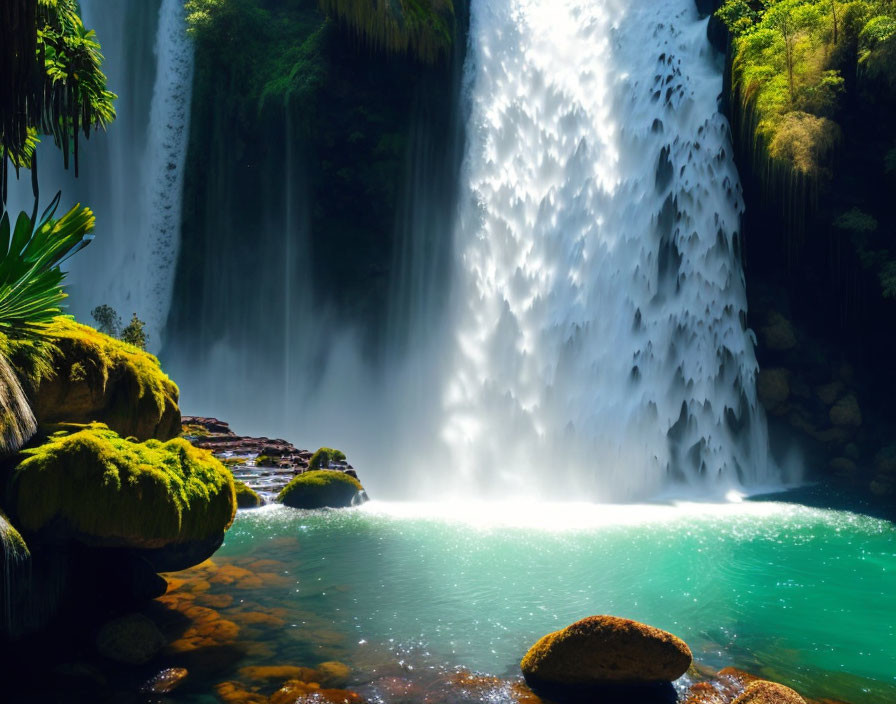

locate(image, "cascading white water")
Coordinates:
7 0 192 351
437 0 775 499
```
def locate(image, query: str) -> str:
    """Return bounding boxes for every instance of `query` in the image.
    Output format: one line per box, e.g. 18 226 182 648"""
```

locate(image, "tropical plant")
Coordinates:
0 193 94 338
1 0 116 200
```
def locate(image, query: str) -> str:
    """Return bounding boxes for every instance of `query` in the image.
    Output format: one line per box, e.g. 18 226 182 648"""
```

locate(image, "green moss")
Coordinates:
308 446 346 469
255 454 279 467
8 423 236 548
235 480 263 509
318 0 455 63
277 470 363 509
29 317 180 441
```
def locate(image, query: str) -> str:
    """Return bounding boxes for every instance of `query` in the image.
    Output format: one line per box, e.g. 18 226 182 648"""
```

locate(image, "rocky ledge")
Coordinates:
181 417 363 505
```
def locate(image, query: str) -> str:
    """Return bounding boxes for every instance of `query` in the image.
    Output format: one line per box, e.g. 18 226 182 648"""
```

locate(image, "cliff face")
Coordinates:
707 0 896 496
167 0 468 366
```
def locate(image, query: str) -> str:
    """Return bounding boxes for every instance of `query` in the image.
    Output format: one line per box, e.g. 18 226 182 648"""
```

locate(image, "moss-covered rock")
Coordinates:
308 446 347 470
235 481 263 509
520 616 692 688
27 318 180 441
732 680 806 704
277 470 364 509
7 424 236 563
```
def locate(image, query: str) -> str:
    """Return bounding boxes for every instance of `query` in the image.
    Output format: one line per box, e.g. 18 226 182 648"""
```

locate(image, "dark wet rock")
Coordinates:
520 616 691 691
757 369 790 411
829 394 862 427
141 667 189 694
760 312 797 351
96 613 166 665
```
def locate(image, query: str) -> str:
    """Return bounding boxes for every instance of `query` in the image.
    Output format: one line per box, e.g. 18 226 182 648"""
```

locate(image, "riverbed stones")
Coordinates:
732 680 806 704
520 615 692 688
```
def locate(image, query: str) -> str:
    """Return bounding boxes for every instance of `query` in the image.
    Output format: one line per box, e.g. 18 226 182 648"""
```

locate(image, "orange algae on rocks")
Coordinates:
520 615 692 686
733 681 807 704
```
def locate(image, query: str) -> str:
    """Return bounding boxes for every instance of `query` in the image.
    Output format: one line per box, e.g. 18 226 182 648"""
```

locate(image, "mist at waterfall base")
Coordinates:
169 0 792 502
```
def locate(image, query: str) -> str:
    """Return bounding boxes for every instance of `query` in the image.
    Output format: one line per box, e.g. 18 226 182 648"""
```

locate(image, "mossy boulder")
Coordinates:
308 446 347 470
520 616 692 688
277 470 364 509
235 481 263 509
732 680 806 704
7 424 236 570
28 318 180 441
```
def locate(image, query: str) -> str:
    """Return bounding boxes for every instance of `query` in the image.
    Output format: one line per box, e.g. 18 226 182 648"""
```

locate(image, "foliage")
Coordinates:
833 207 878 233
277 469 363 509
121 313 148 351
8 423 236 546
308 446 347 469
91 304 121 338
719 0 894 177
0 194 94 338
1 0 116 200
317 0 456 63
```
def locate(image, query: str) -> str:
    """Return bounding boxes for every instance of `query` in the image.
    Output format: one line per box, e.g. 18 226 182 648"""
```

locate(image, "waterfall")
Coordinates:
135 0 194 347
7 0 192 351
434 0 774 500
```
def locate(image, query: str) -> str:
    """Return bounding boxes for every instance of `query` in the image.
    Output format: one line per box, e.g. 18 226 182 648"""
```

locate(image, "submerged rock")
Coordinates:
140 667 189 694
520 615 691 689
96 613 166 665
278 470 366 509
8 423 236 570
732 681 806 704
29 317 180 441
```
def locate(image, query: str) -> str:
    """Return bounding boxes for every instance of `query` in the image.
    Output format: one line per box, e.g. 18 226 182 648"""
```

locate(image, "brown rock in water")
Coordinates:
829 395 862 427
732 680 806 704
520 615 691 687
96 613 166 665
270 680 366 704
757 369 790 411
239 665 319 683
215 681 268 704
